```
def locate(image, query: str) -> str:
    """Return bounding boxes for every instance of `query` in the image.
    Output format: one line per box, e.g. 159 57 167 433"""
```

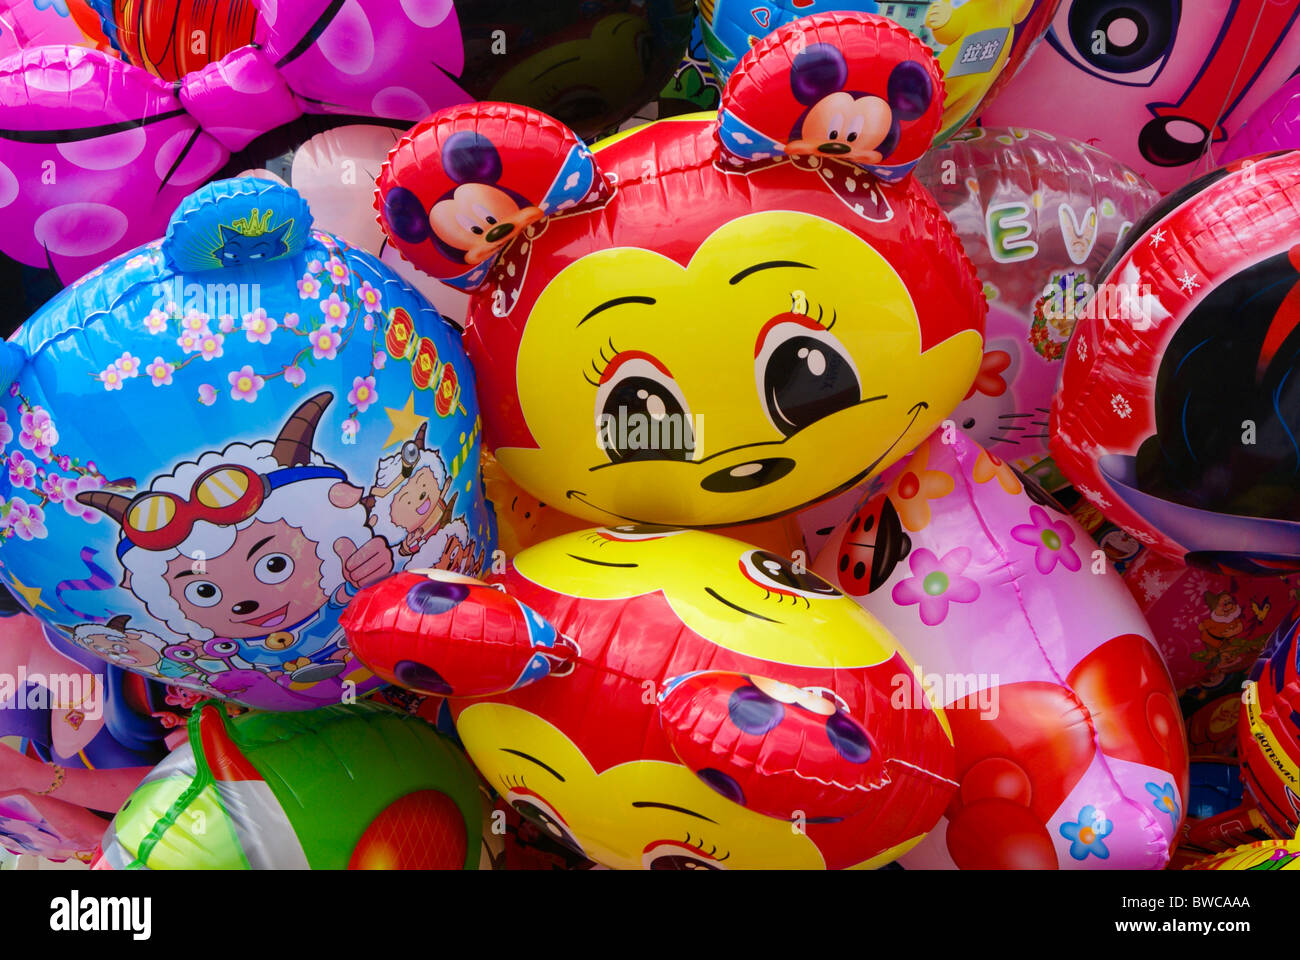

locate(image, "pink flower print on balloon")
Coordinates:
197 384 217 406
1011 505 1082 575
320 292 350 327
373 351 386 370
42 473 65 504
283 312 301 329
62 475 102 522
180 310 210 334
242 308 277 344
892 547 980 626
198 333 225 361
298 274 322 299
309 327 341 361
218 314 236 334
307 258 324 275
0 409 14 450
327 256 350 287
347 376 378 413
100 364 124 390
6 499 46 541
116 352 141 379
19 407 57 459
284 365 306 386
228 366 264 402
358 281 382 313
146 357 175 386
8 452 35 489
144 308 169 334
177 330 201 354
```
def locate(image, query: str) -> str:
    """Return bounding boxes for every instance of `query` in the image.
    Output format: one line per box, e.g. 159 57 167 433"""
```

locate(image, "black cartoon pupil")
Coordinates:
512 801 577 850
485 215 498 225
749 549 838 594
265 556 287 573
828 128 839 139
214 642 237 654
471 225 484 235
173 648 195 660
196 584 217 599
763 335 860 436
846 131 858 142
601 376 692 463
1067 1 1173 73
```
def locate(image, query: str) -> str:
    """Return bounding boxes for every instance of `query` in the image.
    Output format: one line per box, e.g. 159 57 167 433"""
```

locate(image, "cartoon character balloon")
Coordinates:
813 430 1189 868
913 126 1158 469
1052 152 1300 573
696 1 1059 144
0 0 690 281
97 700 486 868
980 0 1300 192
378 12 986 529
343 527 958 869
0 177 493 712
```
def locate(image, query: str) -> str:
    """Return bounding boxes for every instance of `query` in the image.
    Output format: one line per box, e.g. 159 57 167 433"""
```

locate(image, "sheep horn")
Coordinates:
106 614 131 632
272 392 333 467
75 490 132 524
413 422 427 449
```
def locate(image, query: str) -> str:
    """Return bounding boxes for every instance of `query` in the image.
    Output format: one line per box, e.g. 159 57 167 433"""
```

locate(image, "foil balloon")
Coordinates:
979 0 1300 192
0 0 110 57
343 527 958 870
0 0 691 282
696 0 1059 144
96 700 485 868
1186 835 1300 870
1220 74 1300 163
377 12 986 528
0 177 494 712
1052 153 1300 573
914 126 1159 469
813 429 1189 869
1237 613 1300 840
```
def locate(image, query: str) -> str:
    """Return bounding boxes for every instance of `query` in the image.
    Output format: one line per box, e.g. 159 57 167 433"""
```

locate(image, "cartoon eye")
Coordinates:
163 644 199 662
740 549 841 599
641 839 727 871
506 790 585 857
184 581 223 608
204 639 240 658
597 524 688 541
254 553 295 585
755 316 861 436
1051 0 1177 86
594 355 696 463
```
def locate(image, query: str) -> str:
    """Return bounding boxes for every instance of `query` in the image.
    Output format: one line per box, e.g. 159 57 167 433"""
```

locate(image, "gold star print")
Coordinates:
7 573 53 613
382 391 427 449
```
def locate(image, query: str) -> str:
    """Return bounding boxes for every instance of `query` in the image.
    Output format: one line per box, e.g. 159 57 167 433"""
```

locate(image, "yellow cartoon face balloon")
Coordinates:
376 14 987 529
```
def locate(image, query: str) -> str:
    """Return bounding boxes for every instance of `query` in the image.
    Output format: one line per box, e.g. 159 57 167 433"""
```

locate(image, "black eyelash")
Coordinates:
583 337 623 387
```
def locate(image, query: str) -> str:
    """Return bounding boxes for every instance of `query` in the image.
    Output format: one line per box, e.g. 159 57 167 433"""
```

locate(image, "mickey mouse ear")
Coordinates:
716 12 943 182
376 102 610 290
164 178 314 273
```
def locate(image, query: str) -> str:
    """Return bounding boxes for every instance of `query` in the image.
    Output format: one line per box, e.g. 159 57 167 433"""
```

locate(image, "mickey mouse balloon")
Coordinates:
378 12 986 528
0 178 494 711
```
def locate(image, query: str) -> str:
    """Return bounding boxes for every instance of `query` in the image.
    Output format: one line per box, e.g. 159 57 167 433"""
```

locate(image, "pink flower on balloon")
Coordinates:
0 409 12 450
177 331 201 354
347 375 377 413
242 309 277 344
892 547 980 626
320 292 350 327
8 452 35 489
180 310 210 334
283 365 306 386
62 475 102 521
19 406 57 459
197 384 217 406
307 259 324 275
358 281 382 313
298 274 322 299
42 473 65 503
100 363 124 390
327 256 350 287
283 312 300 329
218 314 236 334
6 499 46 540
144 308 169 334
146 357 174 386
116 352 141 378
373 351 386 370
1011 506 1081 574
309 327 341 361
198 333 225 361
228 366 264 403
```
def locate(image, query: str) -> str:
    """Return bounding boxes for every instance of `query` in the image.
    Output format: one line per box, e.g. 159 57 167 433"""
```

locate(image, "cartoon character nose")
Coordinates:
818 141 852 155
700 457 795 493
1138 116 1209 167
231 600 259 615
485 222 515 243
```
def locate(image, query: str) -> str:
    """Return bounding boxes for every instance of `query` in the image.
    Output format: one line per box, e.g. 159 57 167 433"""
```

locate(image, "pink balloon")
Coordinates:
1219 75 1300 163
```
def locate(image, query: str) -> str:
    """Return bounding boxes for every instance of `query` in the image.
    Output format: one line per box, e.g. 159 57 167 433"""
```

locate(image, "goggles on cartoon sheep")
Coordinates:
116 464 346 560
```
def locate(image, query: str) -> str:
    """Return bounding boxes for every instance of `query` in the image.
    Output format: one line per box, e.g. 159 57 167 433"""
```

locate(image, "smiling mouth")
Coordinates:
704 587 779 623
416 499 432 516
240 604 290 628
567 401 930 527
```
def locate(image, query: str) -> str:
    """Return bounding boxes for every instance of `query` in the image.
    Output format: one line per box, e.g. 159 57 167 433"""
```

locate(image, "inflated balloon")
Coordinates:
1220 75 1300 163
0 0 110 57
343 527 957 869
1185 835 1300 870
1237 613 1300 840
913 126 1158 468
85 0 258 80
96 700 485 868
980 0 1300 192
1052 153 1300 573
697 1 1058 143
658 16 723 116
0 613 188 861
378 12 986 528
813 430 1189 869
0 0 690 282
0 177 493 712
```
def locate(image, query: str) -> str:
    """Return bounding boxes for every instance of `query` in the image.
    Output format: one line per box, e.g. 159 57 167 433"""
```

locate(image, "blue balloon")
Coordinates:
0 178 495 711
